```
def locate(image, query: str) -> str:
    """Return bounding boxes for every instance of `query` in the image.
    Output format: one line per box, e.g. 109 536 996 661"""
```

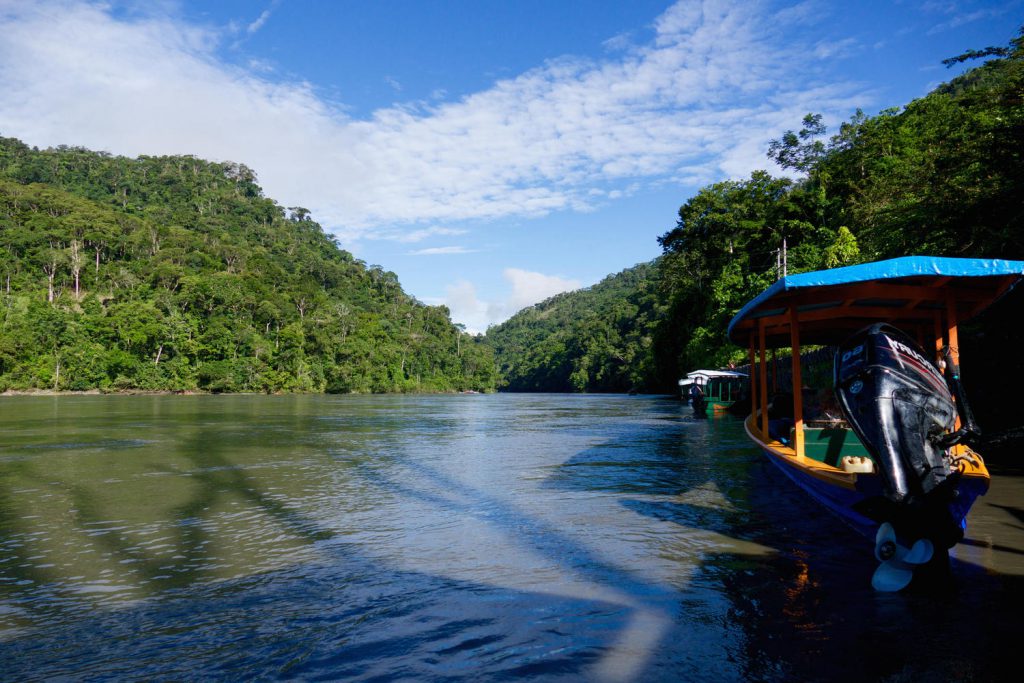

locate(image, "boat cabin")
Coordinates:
727 256 1021 472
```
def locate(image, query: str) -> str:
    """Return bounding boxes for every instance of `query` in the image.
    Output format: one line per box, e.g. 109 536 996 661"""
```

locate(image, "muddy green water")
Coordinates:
2 394 1022 681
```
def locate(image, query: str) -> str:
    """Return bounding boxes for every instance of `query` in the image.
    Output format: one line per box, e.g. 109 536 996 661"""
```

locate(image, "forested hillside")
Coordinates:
658 29 1023 377
0 138 497 393
485 262 664 392
489 30 1024 403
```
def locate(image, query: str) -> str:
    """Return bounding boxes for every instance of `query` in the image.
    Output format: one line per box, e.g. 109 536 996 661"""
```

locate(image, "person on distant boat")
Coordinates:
689 382 706 414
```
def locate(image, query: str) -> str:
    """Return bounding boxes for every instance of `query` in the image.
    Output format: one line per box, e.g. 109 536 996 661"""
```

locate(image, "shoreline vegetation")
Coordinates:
0 387 494 397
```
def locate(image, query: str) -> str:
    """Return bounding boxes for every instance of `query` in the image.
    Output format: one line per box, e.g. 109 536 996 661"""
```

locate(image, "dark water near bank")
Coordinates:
2 394 1023 681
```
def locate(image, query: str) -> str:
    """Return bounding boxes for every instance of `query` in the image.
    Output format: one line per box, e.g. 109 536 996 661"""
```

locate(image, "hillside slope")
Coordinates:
0 137 496 393
485 261 667 392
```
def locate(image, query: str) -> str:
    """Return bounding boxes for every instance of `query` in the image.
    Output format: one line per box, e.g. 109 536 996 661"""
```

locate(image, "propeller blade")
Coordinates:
875 522 899 563
903 538 934 565
872 560 914 592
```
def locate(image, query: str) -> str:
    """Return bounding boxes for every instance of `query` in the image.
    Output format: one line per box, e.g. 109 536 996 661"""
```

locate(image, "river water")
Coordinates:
1 394 1022 681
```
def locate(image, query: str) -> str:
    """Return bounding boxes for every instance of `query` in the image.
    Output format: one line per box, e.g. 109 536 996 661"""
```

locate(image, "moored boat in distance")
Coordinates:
727 256 1024 590
678 369 748 416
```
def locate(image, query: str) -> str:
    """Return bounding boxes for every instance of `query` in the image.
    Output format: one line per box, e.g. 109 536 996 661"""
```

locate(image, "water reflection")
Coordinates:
1 394 1023 681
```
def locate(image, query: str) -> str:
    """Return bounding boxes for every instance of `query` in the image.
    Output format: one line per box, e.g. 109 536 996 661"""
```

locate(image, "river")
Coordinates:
1 394 1022 681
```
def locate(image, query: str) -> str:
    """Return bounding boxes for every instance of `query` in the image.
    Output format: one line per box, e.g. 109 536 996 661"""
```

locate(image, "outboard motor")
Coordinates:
834 323 957 506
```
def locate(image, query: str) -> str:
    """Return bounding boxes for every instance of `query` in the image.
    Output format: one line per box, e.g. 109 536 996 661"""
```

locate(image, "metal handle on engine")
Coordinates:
932 345 982 449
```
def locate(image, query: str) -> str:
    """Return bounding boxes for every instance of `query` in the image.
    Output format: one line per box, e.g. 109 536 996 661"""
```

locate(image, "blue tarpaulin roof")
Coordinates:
727 256 1024 347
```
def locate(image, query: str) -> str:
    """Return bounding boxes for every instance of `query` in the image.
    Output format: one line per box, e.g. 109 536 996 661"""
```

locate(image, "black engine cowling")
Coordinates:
834 323 957 504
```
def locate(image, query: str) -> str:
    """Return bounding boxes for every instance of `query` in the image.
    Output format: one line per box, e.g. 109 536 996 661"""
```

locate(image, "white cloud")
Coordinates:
408 246 477 256
439 269 582 334
503 268 581 313
247 9 271 35
362 226 469 244
0 0 868 243
926 9 1002 35
441 280 490 334
813 37 858 60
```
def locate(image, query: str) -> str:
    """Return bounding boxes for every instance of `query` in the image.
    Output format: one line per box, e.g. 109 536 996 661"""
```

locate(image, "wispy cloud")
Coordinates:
813 37 858 59
926 9 1002 34
0 0 865 243
408 246 477 256
247 9 271 35
363 226 469 244
922 0 1016 35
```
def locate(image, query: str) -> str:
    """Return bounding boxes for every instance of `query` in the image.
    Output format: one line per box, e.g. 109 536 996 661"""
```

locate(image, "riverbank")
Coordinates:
1 388 204 397
1 388 493 397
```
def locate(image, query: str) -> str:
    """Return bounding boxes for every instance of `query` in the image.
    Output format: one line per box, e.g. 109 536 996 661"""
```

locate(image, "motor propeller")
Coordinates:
872 522 934 592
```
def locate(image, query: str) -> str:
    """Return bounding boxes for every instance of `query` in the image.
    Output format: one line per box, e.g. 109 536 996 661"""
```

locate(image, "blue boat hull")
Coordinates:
748 418 989 542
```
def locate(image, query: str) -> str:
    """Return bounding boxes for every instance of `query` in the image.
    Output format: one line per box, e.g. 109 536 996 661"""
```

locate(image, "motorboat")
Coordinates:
727 256 1024 590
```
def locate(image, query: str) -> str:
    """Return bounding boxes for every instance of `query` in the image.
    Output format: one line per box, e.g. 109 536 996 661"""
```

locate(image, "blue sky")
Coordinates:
0 1 1019 332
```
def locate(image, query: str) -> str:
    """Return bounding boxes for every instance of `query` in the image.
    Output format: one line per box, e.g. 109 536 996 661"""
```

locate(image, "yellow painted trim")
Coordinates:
745 415 858 489
789 306 804 460
742 415 990 489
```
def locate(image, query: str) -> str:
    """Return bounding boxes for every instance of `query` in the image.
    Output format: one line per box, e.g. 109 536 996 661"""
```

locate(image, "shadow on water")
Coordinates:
988 503 1024 526
2 396 687 681
0 397 708 679
612 415 1024 682
3 395 1024 681
540 406 1024 681
0 399 331 598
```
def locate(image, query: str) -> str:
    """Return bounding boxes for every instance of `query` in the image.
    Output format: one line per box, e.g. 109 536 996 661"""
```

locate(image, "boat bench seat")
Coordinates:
791 426 873 467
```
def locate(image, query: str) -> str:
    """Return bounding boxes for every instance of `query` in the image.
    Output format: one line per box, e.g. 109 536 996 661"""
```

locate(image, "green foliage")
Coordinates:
488 31 1023 396
486 262 665 392
653 31 1024 381
0 140 497 394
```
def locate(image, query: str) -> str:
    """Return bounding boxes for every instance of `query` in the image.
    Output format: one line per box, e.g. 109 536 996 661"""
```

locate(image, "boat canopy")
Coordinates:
727 256 1024 348
678 369 747 387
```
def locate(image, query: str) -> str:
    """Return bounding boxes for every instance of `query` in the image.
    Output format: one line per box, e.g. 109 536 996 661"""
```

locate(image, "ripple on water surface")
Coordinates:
1 394 1023 681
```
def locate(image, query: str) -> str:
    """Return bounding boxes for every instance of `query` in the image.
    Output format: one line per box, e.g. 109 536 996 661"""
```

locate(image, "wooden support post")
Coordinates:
759 319 769 438
749 338 757 424
790 307 804 459
946 298 962 429
933 312 945 364
946 298 960 365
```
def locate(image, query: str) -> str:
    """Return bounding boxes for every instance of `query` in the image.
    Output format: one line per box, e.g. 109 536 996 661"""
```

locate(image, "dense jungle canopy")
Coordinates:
0 139 497 393
487 30 1024 416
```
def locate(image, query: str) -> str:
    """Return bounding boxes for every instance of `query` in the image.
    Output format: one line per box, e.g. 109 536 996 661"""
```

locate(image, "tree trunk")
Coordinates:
154 344 163 365
71 240 82 299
